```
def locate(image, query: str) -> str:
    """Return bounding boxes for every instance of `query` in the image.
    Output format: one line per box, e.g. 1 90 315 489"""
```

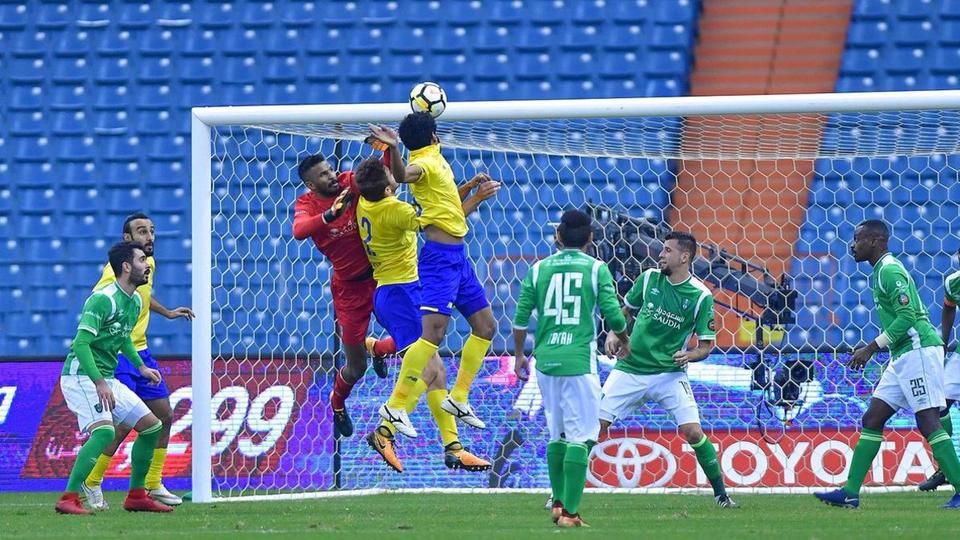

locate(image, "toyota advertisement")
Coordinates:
1 353 957 492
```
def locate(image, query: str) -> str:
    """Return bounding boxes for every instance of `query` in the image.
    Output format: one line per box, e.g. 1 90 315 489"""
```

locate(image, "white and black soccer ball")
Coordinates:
409 81 447 118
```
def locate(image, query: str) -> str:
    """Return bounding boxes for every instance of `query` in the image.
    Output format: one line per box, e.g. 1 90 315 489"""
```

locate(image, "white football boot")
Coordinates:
81 482 109 511
148 484 183 506
440 396 486 429
379 404 418 438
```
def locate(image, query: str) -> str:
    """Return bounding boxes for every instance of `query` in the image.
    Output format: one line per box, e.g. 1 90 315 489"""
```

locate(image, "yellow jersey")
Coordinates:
356 196 421 286
94 256 155 351
408 144 468 238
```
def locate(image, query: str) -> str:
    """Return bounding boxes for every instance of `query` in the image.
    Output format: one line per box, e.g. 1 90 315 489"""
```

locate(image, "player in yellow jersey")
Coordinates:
82 213 194 509
353 156 497 472
367 114 499 437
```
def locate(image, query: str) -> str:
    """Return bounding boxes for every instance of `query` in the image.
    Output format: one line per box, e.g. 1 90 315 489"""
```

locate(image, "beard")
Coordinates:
661 265 673 276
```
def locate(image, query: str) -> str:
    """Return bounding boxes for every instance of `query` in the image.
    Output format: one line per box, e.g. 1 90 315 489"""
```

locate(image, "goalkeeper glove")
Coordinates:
322 189 354 224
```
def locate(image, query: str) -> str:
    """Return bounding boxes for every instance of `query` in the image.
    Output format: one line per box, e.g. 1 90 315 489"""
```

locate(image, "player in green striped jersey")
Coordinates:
56 242 173 515
815 220 960 509
513 210 630 528
599 231 736 509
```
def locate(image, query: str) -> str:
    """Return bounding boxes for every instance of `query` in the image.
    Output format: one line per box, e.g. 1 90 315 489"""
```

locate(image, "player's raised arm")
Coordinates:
368 123 423 184
461 176 501 217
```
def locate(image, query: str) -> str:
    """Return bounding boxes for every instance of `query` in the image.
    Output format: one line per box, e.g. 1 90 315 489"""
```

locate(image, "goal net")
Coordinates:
190 91 960 501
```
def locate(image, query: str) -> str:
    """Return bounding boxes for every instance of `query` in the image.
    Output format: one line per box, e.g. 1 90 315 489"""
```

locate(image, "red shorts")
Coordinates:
331 276 376 346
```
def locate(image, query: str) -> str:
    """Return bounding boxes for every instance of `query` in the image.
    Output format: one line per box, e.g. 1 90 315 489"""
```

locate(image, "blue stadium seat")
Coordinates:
892 20 937 46
0 4 28 29
898 1 937 20
9 86 44 111
846 20 890 48
12 31 50 57
138 57 173 83
37 2 71 29
62 188 101 215
9 57 46 84
138 26 175 57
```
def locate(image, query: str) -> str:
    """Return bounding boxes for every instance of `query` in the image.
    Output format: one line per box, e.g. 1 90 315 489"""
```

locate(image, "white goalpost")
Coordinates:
191 90 960 502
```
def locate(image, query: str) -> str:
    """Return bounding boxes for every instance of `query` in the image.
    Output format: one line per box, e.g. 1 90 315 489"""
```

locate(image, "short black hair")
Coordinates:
122 212 151 235
108 241 145 277
557 209 592 248
354 157 390 202
398 112 436 151
664 230 697 260
298 154 326 182
857 219 890 240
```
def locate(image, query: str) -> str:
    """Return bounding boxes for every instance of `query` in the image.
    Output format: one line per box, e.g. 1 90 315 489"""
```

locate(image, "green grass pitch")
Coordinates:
3 492 959 539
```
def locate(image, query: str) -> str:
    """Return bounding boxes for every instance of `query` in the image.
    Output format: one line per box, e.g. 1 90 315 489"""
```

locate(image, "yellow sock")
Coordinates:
144 447 167 490
427 389 459 448
84 453 113 488
387 339 438 409
451 334 491 403
381 379 428 435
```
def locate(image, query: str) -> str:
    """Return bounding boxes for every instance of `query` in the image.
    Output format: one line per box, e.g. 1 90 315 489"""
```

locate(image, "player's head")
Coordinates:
398 112 439 151
298 154 340 197
355 157 396 202
556 209 593 250
109 241 149 287
122 212 155 257
851 219 890 262
661 231 697 276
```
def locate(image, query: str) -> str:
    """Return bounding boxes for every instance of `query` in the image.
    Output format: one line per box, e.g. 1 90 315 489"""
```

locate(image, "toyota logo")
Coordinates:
588 437 677 488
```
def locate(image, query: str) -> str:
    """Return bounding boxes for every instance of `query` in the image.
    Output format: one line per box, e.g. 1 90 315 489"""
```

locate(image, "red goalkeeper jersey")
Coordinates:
292 171 371 282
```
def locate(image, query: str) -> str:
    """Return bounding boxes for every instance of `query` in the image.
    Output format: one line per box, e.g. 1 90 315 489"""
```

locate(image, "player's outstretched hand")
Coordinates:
322 188 355 223
474 180 501 202
363 135 389 152
847 346 872 371
168 307 195 321
367 124 399 148
515 354 530 381
94 379 116 412
139 365 163 385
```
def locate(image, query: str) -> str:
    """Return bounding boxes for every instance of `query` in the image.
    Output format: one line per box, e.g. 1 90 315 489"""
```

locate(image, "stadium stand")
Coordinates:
1 0 699 355
791 0 960 349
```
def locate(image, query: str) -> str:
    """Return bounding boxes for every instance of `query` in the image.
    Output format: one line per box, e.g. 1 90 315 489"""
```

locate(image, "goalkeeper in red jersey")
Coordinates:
292 151 394 438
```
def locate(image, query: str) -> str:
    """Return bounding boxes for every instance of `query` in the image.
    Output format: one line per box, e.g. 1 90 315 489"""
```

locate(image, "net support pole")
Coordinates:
191 111 213 504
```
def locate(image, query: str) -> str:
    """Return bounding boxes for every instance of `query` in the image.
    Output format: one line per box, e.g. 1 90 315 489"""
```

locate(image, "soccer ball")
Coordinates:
409 81 447 118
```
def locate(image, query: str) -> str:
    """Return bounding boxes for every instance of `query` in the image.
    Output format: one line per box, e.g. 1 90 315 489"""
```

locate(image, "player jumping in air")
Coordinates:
814 220 960 509
918 249 960 491
83 213 193 509
368 114 497 437
56 241 172 515
513 210 631 528
599 231 737 509
292 153 394 438
354 157 497 473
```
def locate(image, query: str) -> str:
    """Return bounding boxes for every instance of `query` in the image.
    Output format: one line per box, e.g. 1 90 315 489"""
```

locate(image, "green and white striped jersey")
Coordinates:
62 282 142 379
513 249 627 376
871 252 942 359
617 269 716 375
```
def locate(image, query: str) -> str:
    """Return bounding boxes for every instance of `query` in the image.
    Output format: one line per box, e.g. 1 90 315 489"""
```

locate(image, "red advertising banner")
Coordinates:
588 429 936 488
20 358 313 481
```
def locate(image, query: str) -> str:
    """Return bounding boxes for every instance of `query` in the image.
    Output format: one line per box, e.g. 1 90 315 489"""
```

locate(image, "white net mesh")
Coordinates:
204 107 960 497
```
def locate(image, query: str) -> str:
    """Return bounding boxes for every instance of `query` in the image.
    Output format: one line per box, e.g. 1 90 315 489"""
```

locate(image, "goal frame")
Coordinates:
190 90 960 503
